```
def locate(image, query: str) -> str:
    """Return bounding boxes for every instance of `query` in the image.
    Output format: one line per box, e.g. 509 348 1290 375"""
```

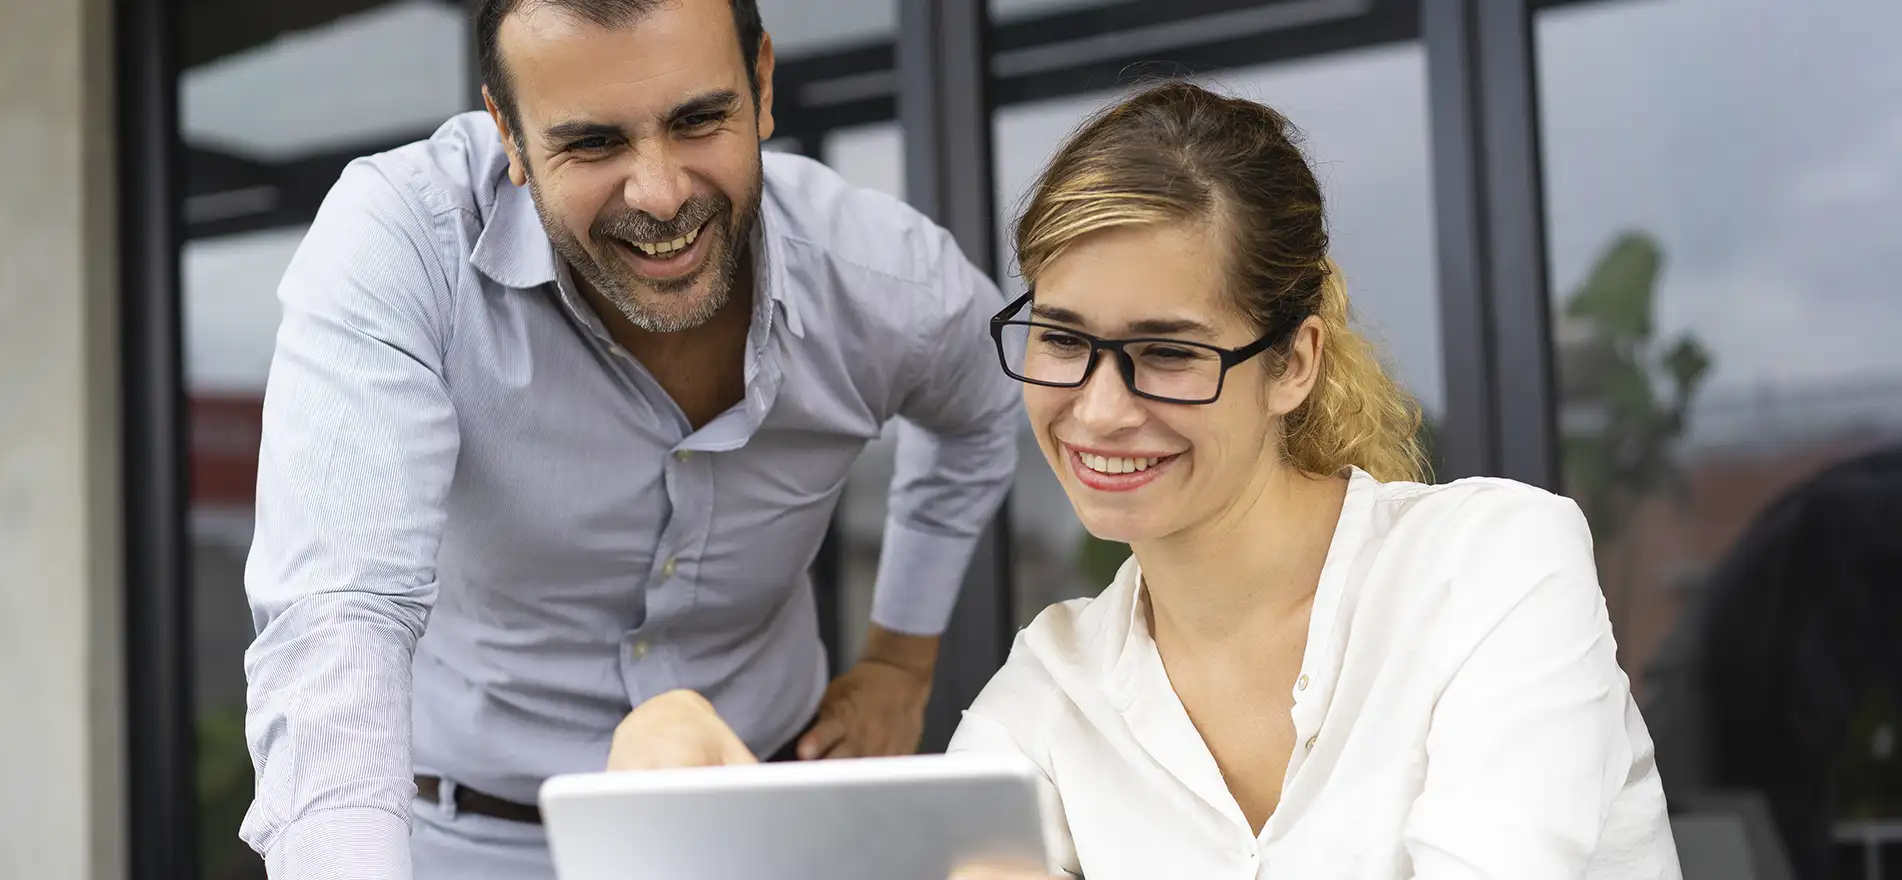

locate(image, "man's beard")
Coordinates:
528 159 763 334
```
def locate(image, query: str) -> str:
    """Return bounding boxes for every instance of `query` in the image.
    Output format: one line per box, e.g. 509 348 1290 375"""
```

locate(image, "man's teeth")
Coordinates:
631 224 702 256
1079 452 1165 475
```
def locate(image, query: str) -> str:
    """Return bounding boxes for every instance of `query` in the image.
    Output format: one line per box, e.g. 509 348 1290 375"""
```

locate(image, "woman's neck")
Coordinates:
1132 465 1349 648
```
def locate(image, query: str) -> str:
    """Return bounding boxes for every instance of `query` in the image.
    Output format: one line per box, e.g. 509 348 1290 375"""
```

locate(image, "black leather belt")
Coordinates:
415 730 807 824
415 775 544 824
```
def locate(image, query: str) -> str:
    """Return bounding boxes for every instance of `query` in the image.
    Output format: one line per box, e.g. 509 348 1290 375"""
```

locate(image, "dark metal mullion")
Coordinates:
118 0 198 874
897 0 1013 754
1423 0 1497 481
1472 0 1558 489
1423 0 1557 488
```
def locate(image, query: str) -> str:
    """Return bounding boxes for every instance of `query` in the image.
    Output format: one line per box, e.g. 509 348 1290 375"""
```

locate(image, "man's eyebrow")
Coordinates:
1029 303 1218 338
542 120 625 146
537 92 743 147
669 89 742 122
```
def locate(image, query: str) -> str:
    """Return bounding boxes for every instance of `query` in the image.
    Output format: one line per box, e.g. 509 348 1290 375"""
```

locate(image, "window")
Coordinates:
1538 1 1902 876
181 3 472 877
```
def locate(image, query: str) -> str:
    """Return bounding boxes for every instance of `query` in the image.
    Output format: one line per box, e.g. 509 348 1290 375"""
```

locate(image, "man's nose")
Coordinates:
621 142 693 222
1072 353 1145 431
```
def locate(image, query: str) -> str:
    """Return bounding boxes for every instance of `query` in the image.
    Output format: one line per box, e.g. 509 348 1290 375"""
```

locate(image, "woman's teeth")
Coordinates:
1080 452 1164 475
630 224 702 256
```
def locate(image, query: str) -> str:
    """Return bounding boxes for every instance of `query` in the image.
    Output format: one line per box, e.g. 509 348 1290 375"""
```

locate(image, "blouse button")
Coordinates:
1305 735 1318 750
1296 674 1310 691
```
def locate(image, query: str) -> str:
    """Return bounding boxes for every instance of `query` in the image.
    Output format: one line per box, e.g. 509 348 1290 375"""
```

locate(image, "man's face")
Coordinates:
492 0 775 332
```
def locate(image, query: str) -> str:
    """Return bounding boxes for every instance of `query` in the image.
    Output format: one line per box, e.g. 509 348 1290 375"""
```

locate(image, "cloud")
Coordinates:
1538 0 1902 409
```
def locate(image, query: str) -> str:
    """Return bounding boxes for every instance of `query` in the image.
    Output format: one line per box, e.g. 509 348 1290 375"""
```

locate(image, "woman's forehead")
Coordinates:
1030 226 1243 337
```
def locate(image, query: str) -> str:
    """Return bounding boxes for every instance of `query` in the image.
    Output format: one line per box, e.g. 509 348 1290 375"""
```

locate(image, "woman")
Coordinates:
941 81 1679 878
609 81 1682 879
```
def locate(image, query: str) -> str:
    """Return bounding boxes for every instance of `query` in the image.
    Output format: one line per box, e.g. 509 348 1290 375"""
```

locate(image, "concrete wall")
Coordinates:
0 0 129 875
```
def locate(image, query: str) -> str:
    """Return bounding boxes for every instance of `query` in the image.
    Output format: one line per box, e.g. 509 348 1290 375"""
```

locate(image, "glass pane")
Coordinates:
182 1 471 876
991 0 1126 23
183 0 469 160
1538 1 1902 876
758 0 896 58
994 45 1441 626
186 227 306 880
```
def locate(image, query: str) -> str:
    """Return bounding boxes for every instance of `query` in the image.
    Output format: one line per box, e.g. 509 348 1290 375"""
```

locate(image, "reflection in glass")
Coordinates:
186 228 304 880
1539 1 1902 876
183 2 473 877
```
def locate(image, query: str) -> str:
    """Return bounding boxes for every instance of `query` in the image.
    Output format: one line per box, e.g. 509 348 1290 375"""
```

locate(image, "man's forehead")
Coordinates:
500 0 745 120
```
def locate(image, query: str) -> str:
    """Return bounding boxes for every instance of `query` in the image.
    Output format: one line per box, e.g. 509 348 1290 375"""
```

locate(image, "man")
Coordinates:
238 0 1018 877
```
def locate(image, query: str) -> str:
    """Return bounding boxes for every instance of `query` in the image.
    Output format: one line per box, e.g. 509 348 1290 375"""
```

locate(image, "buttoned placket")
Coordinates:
543 261 790 712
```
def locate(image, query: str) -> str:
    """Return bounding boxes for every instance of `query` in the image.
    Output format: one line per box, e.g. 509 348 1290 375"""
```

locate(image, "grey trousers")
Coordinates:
412 795 555 880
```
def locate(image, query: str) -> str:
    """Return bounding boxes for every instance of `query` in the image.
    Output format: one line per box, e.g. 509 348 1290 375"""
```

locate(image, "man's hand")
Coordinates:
796 625 939 760
606 689 758 771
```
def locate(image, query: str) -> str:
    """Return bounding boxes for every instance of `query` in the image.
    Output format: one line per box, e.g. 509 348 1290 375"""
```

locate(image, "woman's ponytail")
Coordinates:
1280 259 1429 484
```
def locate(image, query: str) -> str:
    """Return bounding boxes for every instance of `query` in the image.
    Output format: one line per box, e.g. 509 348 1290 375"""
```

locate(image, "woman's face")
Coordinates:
1022 223 1317 544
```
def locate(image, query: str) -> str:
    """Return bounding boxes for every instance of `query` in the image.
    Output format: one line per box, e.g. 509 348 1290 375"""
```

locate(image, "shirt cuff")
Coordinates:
265 807 412 880
869 519 985 636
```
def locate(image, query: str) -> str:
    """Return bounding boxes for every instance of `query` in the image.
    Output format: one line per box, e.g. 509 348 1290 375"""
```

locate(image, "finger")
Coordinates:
719 734 759 766
702 712 758 765
797 717 847 761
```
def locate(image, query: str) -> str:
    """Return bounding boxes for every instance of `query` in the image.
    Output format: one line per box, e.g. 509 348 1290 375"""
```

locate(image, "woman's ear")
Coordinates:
1266 316 1326 417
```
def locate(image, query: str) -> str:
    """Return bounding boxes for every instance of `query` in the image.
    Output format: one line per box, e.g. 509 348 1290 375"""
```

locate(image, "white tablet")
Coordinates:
539 752 1051 880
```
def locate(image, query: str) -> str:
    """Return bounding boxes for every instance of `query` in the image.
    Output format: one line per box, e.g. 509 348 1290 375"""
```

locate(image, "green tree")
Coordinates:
1556 231 1712 546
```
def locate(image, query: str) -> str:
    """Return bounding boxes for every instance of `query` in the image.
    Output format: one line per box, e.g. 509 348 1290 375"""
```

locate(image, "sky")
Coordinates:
184 0 1902 456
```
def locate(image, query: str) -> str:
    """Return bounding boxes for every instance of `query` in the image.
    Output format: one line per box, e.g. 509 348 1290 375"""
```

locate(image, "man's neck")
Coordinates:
574 259 758 430
1133 463 1349 652
582 258 755 356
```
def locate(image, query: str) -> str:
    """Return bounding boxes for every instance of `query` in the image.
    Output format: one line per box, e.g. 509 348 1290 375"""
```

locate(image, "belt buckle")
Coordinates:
436 777 461 820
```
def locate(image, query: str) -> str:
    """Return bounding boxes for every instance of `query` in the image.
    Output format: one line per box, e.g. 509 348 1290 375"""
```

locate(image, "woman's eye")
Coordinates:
1035 331 1089 354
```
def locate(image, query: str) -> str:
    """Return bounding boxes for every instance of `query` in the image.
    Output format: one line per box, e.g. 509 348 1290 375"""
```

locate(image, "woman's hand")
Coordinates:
605 689 758 771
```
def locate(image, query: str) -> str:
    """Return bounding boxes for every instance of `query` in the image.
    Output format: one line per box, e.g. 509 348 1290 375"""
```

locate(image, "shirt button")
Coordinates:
673 450 692 461
1296 674 1310 691
1305 735 1318 750
631 641 649 659
661 556 677 578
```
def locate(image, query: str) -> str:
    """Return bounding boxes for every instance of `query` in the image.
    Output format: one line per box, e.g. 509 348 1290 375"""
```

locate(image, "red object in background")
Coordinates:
190 394 264 508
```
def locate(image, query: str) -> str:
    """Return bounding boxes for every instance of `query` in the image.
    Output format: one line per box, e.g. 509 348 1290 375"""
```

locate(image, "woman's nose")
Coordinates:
1070 353 1145 431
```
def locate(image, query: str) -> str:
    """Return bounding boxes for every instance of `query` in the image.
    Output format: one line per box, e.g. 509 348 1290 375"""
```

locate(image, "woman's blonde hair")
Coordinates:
1014 80 1429 483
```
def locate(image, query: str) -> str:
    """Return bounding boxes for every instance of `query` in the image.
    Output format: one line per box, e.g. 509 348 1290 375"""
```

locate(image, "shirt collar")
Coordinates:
470 166 805 340
1103 465 1380 709
470 173 557 290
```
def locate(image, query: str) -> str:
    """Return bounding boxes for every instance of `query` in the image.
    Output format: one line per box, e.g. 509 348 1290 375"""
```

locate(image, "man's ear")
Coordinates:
483 86 530 187
753 32 777 141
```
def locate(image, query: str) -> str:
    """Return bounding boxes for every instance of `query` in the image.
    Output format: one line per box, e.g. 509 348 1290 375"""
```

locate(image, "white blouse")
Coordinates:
947 469 1683 879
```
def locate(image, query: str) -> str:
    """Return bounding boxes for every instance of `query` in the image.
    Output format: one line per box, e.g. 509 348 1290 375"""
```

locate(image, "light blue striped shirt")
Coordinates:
239 112 1019 879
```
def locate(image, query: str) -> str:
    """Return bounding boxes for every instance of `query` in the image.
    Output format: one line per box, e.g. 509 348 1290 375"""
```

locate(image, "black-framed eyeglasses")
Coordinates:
988 291 1302 405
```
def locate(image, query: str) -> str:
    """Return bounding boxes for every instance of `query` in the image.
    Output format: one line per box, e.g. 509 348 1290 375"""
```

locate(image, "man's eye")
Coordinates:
569 136 613 152
680 113 725 130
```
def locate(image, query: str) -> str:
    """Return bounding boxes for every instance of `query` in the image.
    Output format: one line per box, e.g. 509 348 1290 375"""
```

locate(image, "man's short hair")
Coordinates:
476 0 766 130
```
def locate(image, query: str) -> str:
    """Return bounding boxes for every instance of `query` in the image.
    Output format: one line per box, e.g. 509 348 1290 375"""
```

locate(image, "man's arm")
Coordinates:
238 160 461 880
872 228 1021 637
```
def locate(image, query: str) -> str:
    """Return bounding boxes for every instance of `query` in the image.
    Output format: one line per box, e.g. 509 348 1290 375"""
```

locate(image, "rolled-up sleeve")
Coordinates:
1402 495 1670 879
238 160 461 880
870 229 1021 635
